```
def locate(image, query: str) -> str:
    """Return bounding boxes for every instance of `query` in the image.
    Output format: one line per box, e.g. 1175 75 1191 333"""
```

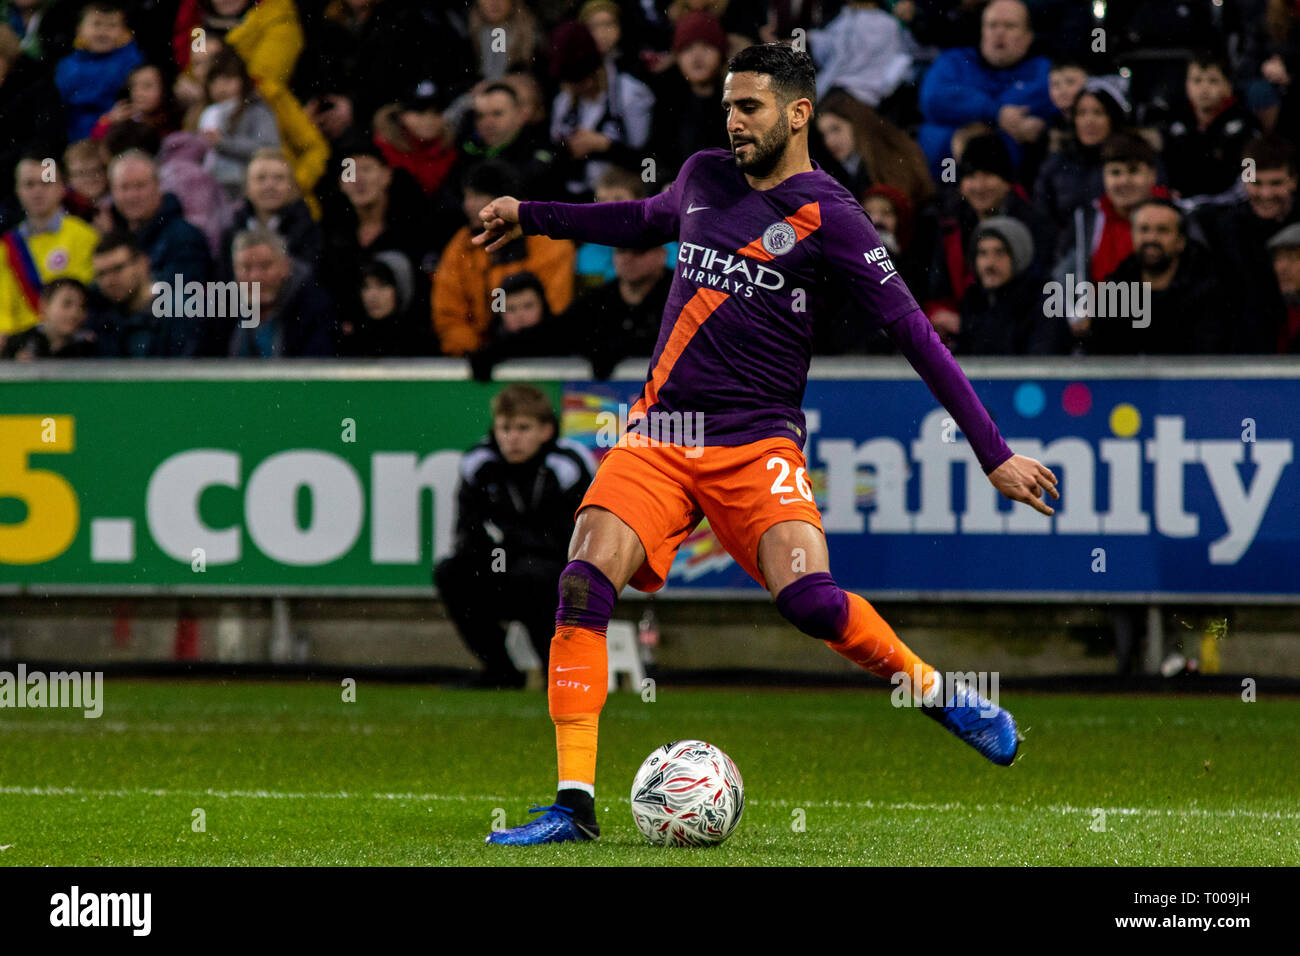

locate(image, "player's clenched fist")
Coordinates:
472 196 522 253
988 454 1059 516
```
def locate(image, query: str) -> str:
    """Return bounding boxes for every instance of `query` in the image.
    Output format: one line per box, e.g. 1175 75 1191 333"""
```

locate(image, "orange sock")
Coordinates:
826 592 941 704
548 625 608 793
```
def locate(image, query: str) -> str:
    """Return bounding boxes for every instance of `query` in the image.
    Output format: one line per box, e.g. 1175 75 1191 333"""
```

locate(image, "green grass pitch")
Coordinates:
0 680 1296 866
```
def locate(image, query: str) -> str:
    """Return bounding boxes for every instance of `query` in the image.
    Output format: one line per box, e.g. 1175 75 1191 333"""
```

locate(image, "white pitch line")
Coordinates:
755 797 1300 821
0 785 1297 822
0 785 508 802
0 721 389 734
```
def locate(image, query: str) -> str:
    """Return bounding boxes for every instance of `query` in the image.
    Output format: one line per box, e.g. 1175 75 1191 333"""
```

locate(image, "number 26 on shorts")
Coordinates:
767 456 812 504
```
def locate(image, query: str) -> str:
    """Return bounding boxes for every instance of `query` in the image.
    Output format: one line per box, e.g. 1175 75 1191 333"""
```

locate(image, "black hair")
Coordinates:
1130 196 1186 236
103 119 161 157
1188 50 1231 80
1242 134 1297 175
726 43 816 108
15 150 63 180
339 136 389 167
1049 54 1088 73
359 258 397 288
123 62 178 108
500 270 546 301
1071 87 1128 136
40 277 89 303
1100 130 1157 168
81 1 127 19
494 270 553 330
478 82 521 105
463 159 522 198
93 230 145 258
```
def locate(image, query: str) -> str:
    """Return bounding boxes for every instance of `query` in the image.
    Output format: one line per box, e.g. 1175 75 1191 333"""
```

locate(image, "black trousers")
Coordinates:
434 552 563 681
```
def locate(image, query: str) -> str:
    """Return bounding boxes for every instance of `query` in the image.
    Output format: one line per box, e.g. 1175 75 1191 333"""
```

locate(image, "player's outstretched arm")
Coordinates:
472 196 523 254
988 453 1059 516
886 309 1058 515
479 155 696 250
823 198 1060 516
473 191 681 252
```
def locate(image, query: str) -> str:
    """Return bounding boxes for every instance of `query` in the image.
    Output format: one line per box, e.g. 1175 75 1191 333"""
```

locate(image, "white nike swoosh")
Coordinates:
554 666 589 672
687 203 710 214
779 496 802 505
879 272 900 284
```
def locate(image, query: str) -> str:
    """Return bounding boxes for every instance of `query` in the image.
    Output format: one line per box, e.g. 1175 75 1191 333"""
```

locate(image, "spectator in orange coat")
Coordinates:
433 160 574 356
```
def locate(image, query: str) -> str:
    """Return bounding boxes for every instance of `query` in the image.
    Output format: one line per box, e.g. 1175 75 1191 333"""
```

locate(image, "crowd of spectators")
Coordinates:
0 0 1297 368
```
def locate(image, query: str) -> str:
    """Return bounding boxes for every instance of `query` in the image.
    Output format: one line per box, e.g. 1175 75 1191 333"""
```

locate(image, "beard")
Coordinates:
732 112 790 177
1139 244 1173 273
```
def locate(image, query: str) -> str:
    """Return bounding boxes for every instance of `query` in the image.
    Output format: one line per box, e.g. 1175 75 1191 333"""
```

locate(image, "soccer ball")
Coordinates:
629 740 744 846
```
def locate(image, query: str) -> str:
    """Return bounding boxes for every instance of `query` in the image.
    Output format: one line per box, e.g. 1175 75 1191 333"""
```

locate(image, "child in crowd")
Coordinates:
174 35 224 130
90 63 182 141
468 270 568 380
341 252 430 357
1044 56 1090 152
198 48 280 204
63 139 110 223
1 279 96 359
55 1 144 141
1163 53 1259 200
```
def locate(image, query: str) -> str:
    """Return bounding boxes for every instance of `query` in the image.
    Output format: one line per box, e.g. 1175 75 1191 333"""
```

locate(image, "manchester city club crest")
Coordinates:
761 221 797 256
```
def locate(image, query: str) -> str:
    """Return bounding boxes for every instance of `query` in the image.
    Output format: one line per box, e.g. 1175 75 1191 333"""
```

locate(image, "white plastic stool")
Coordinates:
504 621 543 672
604 621 645 692
505 620 644 692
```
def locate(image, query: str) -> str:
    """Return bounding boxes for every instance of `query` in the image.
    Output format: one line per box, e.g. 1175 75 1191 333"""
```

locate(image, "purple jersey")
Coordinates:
519 148 1013 474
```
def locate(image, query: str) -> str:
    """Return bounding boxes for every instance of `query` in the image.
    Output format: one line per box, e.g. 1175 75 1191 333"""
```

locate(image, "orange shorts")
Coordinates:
577 434 825 592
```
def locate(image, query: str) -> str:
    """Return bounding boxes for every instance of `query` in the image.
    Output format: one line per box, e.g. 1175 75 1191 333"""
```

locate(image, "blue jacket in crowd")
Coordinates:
918 47 1056 179
55 40 144 141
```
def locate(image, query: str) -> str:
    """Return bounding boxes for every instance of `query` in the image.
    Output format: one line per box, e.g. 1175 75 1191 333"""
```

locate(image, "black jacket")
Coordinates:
458 125 563 204
563 270 672 379
0 54 66 221
1190 197 1299 353
451 433 594 574
89 299 197 358
468 315 572 381
216 198 325 281
1 324 96 358
1085 241 1231 355
293 3 472 135
319 168 432 319
1161 97 1259 200
914 186 1059 306
1032 139 1106 232
224 261 338 357
110 192 211 286
957 269 1071 355
646 71 730 185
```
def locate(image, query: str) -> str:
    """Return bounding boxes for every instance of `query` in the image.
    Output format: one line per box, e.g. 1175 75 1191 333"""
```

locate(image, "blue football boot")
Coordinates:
485 803 600 845
926 682 1020 766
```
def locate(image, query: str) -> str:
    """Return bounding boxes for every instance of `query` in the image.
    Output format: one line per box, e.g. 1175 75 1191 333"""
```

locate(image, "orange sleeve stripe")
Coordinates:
736 200 822 262
630 287 730 421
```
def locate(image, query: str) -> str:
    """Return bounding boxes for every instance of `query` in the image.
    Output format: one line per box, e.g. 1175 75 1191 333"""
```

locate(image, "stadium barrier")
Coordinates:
1 357 1298 607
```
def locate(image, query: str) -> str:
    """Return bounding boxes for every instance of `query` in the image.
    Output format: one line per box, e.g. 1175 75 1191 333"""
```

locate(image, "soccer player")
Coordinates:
477 45 1059 845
